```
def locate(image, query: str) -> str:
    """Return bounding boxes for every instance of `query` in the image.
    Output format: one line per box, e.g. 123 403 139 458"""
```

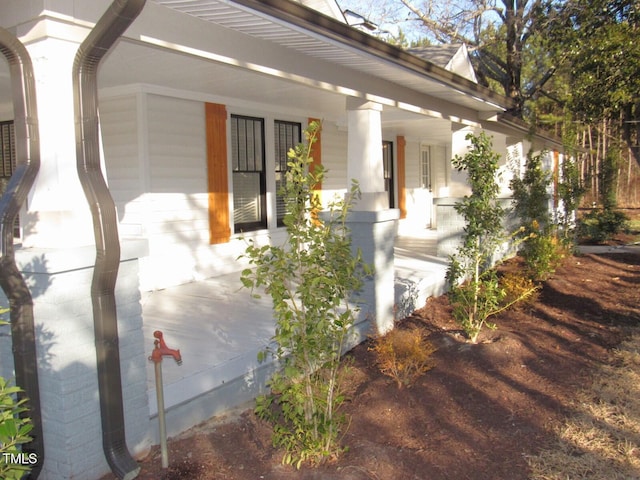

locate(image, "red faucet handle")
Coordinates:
153 330 168 349
149 330 182 365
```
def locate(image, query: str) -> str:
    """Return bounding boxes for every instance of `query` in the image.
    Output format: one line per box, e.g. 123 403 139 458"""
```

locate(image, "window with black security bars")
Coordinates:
0 121 20 238
274 120 301 227
383 140 394 208
231 115 267 233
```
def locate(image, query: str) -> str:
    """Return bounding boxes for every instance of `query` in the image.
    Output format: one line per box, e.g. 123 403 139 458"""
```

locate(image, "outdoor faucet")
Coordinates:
149 330 182 365
148 329 182 469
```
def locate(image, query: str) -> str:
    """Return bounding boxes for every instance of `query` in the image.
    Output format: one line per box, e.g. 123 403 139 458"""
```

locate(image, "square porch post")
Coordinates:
0 28 151 478
345 97 399 338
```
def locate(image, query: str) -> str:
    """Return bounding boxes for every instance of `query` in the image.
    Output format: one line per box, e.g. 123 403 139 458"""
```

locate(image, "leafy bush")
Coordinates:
0 319 34 480
449 268 538 342
446 132 506 343
510 152 564 280
520 222 565 280
556 155 586 246
447 134 542 342
242 121 369 467
579 208 629 243
449 269 505 342
370 327 436 388
510 151 552 234
500 271 539 309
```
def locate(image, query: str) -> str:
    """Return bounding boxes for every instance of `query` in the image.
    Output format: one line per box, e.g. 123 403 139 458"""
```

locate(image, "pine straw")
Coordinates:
527 330 640 479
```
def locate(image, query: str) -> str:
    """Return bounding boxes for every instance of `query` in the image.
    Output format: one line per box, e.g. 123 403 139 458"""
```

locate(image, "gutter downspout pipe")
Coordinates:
72 1 145 478
0 28 44 479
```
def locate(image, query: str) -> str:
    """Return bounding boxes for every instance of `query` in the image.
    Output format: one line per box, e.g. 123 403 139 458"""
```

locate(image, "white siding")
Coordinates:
100 94 142 236
147 95 207 194
317 122 348 206
101 94 235 290
431 145 449 198
404 141 421 189
141 95 213 289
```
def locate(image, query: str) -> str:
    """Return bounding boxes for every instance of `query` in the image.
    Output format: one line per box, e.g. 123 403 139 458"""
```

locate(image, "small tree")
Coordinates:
447 133 509 343
241 121 369 467
511 150 552 232
556 152 586 246
579 145 629 243
511 150 562 280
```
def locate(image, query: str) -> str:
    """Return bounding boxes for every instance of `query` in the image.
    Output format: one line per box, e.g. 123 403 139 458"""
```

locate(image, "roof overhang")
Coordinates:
148 0 512 116
0 0 512 137
491 112 568 152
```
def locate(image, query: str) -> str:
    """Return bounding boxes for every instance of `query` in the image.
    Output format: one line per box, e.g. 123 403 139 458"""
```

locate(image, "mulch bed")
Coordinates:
101 248 640 480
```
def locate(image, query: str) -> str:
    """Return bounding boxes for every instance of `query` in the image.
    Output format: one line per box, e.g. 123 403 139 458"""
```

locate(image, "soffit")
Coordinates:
151 0 509 115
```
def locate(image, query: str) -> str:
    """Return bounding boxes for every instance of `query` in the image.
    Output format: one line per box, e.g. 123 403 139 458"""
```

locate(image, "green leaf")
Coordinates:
239 122 363 466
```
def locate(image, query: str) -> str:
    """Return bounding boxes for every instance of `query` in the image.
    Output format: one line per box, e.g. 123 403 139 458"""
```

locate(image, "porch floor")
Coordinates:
140 227 448 437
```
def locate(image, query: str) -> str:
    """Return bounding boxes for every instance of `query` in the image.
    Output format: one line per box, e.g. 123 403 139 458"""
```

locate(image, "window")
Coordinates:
274 120 301 226
420 146 431 190
506 142 523 179
1 121 15 186
0 121 19 238
383 140 394 208
231 115 266 232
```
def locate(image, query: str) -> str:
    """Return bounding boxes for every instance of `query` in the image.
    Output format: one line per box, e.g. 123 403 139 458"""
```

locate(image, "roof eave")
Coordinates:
229 0 514 112
497 112 568 150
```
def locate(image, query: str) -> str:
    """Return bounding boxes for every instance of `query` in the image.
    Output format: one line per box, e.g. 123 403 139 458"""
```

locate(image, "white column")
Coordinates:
346 97 387 211
343 97 399 336
22 37 95 248
448 124 477 198
10 32 152 478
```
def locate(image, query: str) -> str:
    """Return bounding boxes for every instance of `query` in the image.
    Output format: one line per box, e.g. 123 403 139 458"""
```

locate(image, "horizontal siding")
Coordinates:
404 141 420 189
100 94 142 236
145 95 209 255
141 95 235 289
318 123 347 204
101 95 140 194
147 95 207 194
431 145 449 197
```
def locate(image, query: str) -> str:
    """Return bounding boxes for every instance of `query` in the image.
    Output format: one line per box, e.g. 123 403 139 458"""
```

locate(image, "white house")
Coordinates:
0 0 567 478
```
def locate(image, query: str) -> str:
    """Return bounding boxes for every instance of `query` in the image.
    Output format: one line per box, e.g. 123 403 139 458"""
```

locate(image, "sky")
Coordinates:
335 0 424 42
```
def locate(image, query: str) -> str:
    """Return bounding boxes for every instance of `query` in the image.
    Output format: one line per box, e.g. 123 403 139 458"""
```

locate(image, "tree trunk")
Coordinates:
502 0 524 116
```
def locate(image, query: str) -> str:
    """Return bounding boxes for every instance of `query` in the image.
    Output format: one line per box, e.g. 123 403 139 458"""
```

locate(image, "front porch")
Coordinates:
140 228 448 441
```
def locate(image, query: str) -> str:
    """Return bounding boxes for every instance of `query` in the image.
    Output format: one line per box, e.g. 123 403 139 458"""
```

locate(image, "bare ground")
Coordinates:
101 244 640 480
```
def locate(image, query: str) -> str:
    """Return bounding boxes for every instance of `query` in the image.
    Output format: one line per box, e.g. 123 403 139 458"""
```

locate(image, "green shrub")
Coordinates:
446 132 506 343
556 155 586 246
520 222 565 280
0 318 34 480
579 208 629 243
242 121 369 467
447 134 541 342
510 151 552 234
510 151 564 280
